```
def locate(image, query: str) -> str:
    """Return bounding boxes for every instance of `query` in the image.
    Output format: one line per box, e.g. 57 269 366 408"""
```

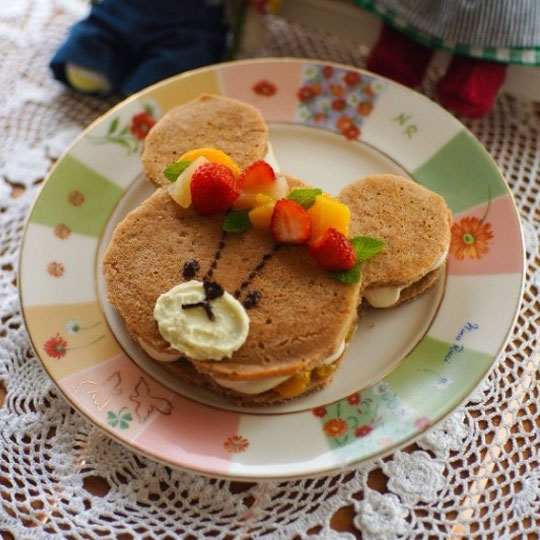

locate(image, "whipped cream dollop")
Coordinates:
153 280 249 361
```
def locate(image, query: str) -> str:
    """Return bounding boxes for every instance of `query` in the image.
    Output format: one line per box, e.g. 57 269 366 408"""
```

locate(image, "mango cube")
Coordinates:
307 194 350 242
249 202 275 230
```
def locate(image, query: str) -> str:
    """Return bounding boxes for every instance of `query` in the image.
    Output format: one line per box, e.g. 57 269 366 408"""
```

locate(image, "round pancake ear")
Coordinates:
141 95 269 189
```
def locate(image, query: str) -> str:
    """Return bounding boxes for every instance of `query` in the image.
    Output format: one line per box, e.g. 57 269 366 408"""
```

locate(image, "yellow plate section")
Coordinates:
24 302 120 380
147 69 220 113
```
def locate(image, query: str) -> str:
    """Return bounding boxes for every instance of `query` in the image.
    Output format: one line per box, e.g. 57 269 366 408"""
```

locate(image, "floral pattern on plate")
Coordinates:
314 381 439 450
295 64 385 140
89 102 157 155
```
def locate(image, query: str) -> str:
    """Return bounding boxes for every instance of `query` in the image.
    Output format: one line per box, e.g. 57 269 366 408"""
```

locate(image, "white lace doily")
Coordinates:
1 2 539 538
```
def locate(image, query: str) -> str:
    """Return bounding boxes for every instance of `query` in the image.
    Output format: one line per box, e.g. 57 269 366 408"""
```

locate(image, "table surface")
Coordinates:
0 2 539 539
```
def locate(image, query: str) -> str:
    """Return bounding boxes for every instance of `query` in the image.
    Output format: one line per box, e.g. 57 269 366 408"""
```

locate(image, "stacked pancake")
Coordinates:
103 94 451 404
339 175 452 309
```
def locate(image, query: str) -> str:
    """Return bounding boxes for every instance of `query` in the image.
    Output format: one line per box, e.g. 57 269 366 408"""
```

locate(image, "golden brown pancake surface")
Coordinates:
142 94 268 188
102 177 361 381
338 174 452 290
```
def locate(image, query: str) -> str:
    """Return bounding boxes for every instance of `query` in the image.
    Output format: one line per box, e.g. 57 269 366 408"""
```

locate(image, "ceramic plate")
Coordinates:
19 59 524 480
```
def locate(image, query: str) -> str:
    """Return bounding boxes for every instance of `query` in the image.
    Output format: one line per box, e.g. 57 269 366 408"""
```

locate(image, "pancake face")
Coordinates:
102 177 361 382
338 174 452 290
141 94 268 188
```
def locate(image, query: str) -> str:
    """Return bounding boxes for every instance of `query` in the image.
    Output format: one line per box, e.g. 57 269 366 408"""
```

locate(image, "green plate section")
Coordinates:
30 155 124 238
385 336 493 417
413 131 507 214
316 336 492 453
314 385 419 451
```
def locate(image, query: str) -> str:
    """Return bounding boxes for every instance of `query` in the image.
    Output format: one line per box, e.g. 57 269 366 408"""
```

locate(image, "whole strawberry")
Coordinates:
190 163 240 216
309 228 356 271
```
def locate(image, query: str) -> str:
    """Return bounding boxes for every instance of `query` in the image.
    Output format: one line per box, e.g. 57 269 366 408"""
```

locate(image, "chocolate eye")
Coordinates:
243 290 261 309
182 258 200 279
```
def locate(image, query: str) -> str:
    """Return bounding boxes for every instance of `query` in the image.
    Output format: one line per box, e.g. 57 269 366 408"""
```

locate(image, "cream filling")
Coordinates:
137 338 181 363
364 246 449 308
212 340 346 395
263 142 280 173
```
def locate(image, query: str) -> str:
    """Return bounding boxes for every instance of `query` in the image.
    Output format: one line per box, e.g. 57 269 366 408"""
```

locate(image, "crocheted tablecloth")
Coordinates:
0 2 538 538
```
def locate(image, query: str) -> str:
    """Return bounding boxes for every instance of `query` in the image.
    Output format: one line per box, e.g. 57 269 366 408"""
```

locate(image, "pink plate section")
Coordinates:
218 60 302 122
62 353 241 474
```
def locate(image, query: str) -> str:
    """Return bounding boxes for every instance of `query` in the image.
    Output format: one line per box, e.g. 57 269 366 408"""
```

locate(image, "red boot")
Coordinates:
366 23 434 87
436 56 507 117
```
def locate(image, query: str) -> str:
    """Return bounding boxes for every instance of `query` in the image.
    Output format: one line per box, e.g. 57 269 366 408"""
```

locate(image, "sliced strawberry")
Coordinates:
190 163 240 216
238 160 275 191
270 199 311 244
309 228 356 271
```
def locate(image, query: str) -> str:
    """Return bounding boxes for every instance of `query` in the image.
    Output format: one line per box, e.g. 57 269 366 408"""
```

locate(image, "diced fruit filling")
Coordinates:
270 199 311 244
274 371 311 398
309 228 356 271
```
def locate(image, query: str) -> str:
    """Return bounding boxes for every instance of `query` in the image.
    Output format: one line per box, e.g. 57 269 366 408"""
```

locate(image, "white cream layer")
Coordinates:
137 338 180 363
364 247 449 308
138 338 347 395
264 142 280 173
212 340 346 395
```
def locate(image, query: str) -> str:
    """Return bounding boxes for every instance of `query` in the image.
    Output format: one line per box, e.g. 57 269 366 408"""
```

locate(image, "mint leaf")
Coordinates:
223 210 252 232
287 188 322 209
163 161 191 182
350 236 385 262
330 236 383 283
331 263 362 284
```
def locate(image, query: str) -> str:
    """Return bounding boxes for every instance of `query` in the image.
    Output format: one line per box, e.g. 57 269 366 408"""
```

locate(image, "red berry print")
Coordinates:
253 80 277 97
130 112 156 140
355 424 373 438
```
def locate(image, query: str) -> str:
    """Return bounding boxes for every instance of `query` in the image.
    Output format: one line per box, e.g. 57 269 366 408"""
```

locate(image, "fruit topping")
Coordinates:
307 194 350 242
238 160 275 190
168 156 209 208
190 163 240 216
178 148 241 176
163 160 192 182
254 193 274 206
266 174 289 201
270 199 311 244
309 227 356 271
249 201 275 230
233 166 288 210
287 188 323 209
